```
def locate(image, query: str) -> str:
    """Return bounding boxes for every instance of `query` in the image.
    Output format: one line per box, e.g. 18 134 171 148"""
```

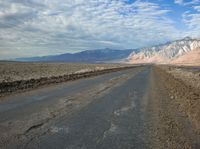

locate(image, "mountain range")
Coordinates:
16 37 200 65
127 37 200 65
16 49 135 63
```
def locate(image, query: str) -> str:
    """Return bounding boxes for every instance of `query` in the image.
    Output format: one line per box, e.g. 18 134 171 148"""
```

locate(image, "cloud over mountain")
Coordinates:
0 0 200 59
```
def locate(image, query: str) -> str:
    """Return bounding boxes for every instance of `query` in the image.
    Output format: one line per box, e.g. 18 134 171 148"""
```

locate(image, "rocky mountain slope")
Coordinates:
171 48 200 65
128 37 200 65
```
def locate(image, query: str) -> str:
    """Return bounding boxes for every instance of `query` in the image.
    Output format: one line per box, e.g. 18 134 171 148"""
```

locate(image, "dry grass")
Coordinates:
164 66 200 90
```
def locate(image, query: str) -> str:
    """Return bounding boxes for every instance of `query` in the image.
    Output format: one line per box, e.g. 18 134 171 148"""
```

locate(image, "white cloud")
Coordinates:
175 0 200 5
0 0 182 59
187 0 200 5
175 0 184 5
194 5 200 11
182 8 200 37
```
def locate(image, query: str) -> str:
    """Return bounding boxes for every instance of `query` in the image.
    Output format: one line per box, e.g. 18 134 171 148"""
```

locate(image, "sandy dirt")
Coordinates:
151 66 200 148
145 66 200 149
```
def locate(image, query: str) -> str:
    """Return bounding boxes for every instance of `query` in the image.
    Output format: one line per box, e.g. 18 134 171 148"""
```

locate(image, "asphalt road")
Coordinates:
0 66 174 148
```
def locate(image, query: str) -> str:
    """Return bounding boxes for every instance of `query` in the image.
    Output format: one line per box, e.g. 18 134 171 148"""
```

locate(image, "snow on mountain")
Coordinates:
128 37 200 65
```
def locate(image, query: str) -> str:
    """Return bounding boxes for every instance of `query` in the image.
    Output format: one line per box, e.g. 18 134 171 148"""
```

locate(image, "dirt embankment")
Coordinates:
146 66 200 149
155 67 200 136
0 62 136 97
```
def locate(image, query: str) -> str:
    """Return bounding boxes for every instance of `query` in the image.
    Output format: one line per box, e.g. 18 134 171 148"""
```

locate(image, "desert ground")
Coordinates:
0 62 133 96
0 62 132 83
0 62 199 149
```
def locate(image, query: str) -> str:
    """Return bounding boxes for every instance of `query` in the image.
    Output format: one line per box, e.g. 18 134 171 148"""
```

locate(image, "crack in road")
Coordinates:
0 68 144 149
1 66 198 149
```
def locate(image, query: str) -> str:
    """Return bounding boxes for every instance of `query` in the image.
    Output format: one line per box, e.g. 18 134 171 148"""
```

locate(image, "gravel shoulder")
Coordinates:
148 66 200 148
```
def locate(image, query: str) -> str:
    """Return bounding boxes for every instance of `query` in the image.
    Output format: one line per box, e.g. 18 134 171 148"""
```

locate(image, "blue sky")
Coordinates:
0 0 200 59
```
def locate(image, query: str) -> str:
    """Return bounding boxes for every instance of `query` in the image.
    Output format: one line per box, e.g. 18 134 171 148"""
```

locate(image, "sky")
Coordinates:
0 0 200 59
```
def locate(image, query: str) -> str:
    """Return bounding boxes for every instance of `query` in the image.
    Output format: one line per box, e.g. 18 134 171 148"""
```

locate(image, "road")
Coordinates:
0 66 198 149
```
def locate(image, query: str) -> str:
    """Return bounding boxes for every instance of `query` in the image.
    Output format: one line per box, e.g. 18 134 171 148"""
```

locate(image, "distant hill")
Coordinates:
16 49 135 63
128 37 200 65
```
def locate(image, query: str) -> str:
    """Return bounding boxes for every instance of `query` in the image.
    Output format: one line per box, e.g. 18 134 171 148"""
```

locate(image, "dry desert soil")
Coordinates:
0 62 134 96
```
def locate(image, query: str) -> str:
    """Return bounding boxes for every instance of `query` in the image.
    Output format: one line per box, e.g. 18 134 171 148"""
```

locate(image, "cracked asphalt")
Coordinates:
0 66 198 149
27 67 150 149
